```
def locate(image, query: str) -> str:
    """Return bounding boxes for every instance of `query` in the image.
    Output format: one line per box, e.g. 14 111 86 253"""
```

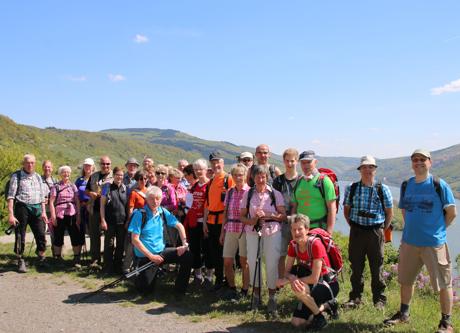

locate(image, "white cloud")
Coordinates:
108 74 126 82
66 75 87 82
134 34 149 43
431 78 460 95
312 139 321 144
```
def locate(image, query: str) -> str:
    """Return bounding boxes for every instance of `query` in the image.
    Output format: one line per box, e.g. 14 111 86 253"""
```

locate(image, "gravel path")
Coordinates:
0 270 253 333
0 233 262 333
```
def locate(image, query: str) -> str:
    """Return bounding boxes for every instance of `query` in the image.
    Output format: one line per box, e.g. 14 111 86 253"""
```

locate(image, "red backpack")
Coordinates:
316 167 340 213
306 228 343 274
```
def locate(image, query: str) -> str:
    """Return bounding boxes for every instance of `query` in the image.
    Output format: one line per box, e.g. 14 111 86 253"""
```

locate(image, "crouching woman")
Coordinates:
128 186 193 297
277 214 339 331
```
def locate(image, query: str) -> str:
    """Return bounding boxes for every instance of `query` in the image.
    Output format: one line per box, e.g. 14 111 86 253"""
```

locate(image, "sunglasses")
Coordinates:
411 158 427 163
100 163 111 166
242 158 252 162
156 171 167 176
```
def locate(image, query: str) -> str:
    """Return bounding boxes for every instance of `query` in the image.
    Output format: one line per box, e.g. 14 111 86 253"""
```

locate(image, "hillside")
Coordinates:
1 114 459 200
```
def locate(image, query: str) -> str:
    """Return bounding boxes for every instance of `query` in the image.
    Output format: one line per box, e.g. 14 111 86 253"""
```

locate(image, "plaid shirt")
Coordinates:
343 181 393 226
50 182 78 219
7 170 46 205
224 185 249 233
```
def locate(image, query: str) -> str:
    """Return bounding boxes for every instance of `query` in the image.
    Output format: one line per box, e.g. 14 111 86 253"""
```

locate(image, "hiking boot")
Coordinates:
251 294 261 311
325 299 339 320
383 311 410 326
342 298 362 309
221 288 240 302
36 256 49 269
374 300 385 310
203 278 214 291
436 319 454 333
306 313 328 331
89 260 102 270
267 296 278 316
17 259 27 273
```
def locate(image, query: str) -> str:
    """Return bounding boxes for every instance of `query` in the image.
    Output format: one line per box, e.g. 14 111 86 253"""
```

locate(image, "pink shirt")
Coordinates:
224 184 249 233
240 186 284 237
50 182 78 219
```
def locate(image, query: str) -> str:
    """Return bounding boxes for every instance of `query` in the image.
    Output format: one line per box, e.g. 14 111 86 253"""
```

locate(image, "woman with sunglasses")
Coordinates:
155 164 178 246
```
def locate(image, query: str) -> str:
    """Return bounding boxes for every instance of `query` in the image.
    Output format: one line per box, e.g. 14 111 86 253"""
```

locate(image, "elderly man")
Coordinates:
247 144 281 186
124 157 139 196
291 150 336 234
129 186 192 296
343 155 393 309
85 155 113 269
7 154 49 272
384 149 457 333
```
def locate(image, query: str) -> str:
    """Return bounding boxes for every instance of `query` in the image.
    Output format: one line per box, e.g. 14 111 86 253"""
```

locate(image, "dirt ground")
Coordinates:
0 233 263 333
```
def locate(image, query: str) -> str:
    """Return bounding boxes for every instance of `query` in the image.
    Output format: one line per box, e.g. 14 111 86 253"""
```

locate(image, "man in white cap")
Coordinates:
238 152 254 169
124 157 139 196
343 155 393 309
384 149 457 333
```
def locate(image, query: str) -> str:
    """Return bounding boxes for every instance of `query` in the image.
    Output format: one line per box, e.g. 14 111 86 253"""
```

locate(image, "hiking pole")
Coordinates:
27 237 35 258
250 225 262 311
76 260 158 303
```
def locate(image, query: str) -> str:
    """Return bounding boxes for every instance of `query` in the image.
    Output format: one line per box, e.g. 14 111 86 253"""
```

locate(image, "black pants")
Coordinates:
135 247 193 294
291 265 340 320
348 223 386 304
103 224 126 272
188 223 209 270
54 215 85 247
14 202 46 256
206 223 224 283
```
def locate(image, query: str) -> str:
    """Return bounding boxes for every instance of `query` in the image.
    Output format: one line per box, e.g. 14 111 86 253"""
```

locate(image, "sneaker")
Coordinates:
342 298 362 309
251 294 261 311
306 313 328 331
436 319 454 333
73 258 82 270
383 311 410 326
17 259 27 273
325 299 339 320
267 297 278 316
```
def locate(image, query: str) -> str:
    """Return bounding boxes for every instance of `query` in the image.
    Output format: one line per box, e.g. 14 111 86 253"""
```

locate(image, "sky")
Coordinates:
1 1 459 158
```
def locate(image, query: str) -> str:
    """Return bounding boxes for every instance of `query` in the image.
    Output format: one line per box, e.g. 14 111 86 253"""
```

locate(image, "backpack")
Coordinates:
348 181 386 211
400 175 445 214
293 168 340 213
245 185 277 213
3 170 22 201
305 228 343 274
129 207 170 244
205 173 229 204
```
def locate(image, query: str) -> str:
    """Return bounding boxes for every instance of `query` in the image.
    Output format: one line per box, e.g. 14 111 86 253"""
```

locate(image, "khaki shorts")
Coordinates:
223 231 247 258
398 242 452 291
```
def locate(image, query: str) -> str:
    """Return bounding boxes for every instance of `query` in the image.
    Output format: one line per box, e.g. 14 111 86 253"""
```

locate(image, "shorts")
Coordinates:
398 241 452 291
223 231 247 258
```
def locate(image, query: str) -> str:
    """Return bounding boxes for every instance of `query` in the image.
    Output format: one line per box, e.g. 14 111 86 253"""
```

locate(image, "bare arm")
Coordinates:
444 205 457 227
343 205 351 226
131 233 164 265
100 196 108 231
7 199 17 225
384 207 393 230
326 200 336 234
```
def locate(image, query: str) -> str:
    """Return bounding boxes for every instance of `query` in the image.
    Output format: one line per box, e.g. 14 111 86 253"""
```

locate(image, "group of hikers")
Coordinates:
5 145 457 332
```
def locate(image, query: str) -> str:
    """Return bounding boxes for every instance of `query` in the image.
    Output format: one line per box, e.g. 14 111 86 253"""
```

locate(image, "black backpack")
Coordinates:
245 185 278 213
205 173 230 204
129 207 171 245
3 170 22 201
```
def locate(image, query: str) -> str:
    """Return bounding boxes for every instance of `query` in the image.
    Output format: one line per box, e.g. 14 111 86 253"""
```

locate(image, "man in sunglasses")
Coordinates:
85 155 113 269
384 149 457 333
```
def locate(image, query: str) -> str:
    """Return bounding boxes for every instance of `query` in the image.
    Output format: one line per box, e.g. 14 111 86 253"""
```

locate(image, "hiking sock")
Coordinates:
441 313 452 323
400 303 410 315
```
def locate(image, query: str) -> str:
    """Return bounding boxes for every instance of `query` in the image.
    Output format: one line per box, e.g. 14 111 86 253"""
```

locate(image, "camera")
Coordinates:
5 225 15 235
358 210 376 219
253 218 262 232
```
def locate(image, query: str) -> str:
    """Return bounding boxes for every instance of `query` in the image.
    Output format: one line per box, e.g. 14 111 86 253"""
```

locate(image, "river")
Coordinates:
334 181 460 275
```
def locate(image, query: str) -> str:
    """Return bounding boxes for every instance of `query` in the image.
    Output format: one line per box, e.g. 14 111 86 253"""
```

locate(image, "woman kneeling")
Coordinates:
277 214 339 331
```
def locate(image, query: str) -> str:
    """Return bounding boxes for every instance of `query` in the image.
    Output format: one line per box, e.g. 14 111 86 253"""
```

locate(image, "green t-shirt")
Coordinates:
292 174 336 221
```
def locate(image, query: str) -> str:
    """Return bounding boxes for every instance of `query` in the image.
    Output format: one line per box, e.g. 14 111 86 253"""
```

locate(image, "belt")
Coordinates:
227 218 241 223
350 220 383 230
208 210 224 216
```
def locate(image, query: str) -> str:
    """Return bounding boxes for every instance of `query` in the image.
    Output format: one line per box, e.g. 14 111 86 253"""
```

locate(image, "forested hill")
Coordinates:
1 114 459 198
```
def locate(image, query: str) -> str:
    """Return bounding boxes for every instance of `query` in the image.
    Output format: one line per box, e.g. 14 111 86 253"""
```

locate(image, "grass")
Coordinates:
0 236 459 332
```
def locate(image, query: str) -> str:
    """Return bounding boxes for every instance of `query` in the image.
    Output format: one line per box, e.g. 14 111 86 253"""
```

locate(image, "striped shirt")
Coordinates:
50 182 78 219
223 185 249 233
7 170 46 205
